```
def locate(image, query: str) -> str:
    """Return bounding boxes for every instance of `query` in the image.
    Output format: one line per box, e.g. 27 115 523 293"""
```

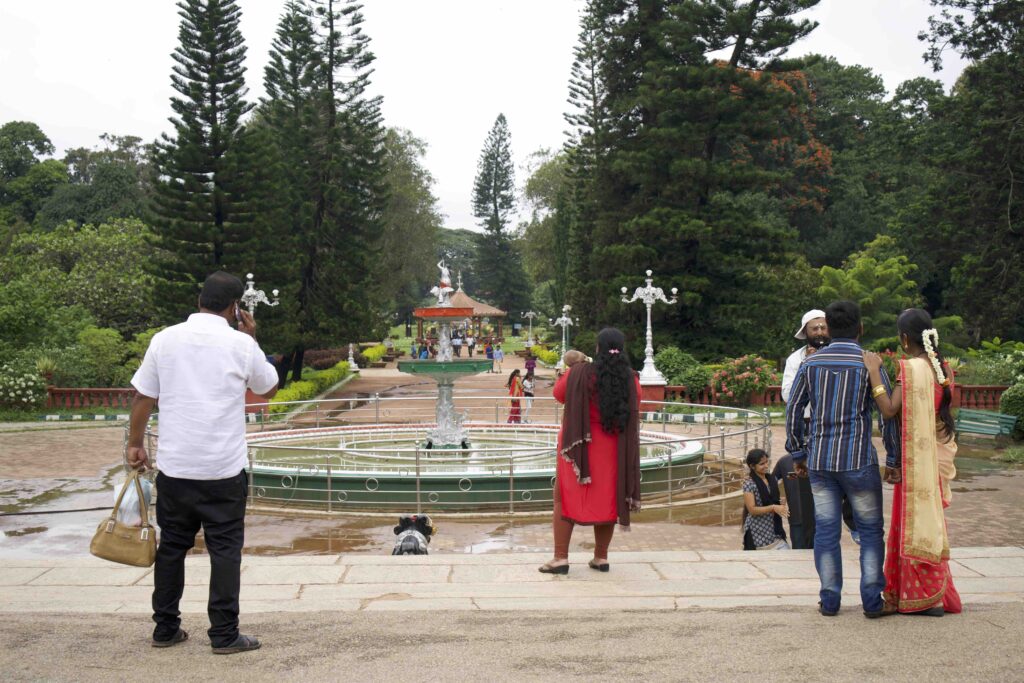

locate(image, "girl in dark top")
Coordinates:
742 449 789 550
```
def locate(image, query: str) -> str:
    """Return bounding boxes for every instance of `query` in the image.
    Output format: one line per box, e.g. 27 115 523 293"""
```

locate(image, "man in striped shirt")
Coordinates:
785 300 899 619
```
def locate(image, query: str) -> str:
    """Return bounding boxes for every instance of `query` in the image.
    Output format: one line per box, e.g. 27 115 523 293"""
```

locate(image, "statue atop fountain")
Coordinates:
430 259 455 307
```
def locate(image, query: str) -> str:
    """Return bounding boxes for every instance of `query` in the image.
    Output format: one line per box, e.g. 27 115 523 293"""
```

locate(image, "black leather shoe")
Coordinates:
538 561 569 575
818 601 838 617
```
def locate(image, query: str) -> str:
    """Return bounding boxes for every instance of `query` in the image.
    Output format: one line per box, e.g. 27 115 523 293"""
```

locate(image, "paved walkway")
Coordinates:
3 546 1021 614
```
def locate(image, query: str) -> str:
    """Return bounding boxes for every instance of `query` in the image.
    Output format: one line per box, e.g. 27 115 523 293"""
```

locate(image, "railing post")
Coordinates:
415 446 422 514
375 393 380 423
743 414 749 455
509 455 515 514
326 464 332 513
248 448 255 504
495 400 500 424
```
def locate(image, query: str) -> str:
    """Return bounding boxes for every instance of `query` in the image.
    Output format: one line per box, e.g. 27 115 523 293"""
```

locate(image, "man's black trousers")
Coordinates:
152 469 247 648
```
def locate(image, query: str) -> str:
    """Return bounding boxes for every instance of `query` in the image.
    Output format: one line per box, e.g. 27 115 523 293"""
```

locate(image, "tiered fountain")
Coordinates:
397 261 493 448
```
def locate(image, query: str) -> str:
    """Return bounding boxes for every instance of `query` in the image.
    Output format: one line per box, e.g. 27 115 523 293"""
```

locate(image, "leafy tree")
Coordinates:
2 159 68 225
0 121 53 181
377 128 443 323
36 134 152 230
561 0 823 358
817 235 920 342
149 0 269 321
0 218 161 336
471 114 531 314
895 0 1024 342
436 228 481 294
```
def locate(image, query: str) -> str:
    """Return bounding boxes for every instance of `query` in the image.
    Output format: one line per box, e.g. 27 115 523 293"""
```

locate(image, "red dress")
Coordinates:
553 366 641 524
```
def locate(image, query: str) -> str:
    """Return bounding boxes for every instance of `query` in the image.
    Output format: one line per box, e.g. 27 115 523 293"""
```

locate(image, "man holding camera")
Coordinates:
126 271 279 654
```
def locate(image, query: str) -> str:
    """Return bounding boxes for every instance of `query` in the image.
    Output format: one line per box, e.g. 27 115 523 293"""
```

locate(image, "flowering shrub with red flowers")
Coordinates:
877 349 909 382
713 355 778 406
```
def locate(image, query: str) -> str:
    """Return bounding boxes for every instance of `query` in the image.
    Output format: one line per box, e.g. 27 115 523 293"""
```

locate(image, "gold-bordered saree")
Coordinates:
882 357 962 613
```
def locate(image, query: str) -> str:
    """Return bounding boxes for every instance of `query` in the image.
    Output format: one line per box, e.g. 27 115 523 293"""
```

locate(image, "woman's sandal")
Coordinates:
588 559 610 572
538 560 569 575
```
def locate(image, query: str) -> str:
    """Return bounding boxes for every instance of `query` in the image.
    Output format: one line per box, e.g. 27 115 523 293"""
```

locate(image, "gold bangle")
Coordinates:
871 385 887 398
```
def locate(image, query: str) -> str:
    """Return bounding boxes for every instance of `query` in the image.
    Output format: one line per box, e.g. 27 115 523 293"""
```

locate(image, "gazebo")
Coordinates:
415 277 508 341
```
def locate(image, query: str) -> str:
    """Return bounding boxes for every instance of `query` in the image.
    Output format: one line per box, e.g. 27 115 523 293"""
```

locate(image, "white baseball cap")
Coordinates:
795 309 826 340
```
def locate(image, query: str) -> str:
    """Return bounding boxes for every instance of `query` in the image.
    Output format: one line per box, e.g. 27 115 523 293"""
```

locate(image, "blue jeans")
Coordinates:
809 463 885 613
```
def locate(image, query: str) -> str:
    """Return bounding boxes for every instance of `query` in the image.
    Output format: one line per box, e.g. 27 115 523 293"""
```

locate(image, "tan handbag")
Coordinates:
89 470 156 567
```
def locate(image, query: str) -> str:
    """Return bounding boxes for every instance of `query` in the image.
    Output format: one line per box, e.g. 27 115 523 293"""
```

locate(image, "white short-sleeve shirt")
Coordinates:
131 313 279 480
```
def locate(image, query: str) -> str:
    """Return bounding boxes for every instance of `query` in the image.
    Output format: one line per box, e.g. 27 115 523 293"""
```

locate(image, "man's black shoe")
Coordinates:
818 601 838 617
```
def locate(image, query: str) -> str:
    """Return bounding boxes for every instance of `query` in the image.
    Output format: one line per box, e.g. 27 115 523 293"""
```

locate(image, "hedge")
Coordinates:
362 344 389 363
530 345 561 366
269 361 350 414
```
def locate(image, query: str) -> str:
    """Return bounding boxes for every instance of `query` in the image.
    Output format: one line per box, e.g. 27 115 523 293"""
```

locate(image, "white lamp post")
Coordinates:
621 270 677 385
550 304 575 370
240 273 279 316
521 311 539 348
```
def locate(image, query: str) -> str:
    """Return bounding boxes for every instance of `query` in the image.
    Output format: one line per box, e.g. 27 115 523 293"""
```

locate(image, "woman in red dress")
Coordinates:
865 308 962 616
539 328 642 575
506 369 523 424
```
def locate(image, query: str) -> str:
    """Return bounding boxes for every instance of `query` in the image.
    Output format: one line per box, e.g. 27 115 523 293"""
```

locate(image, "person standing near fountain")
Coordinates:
540 328 642 574
506 369 524 423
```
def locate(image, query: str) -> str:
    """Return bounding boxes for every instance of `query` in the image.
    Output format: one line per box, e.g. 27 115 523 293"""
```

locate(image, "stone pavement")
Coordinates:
2 546 1021 614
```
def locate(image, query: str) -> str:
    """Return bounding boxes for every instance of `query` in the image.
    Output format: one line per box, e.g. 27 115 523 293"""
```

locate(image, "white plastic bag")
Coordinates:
113 474 153 527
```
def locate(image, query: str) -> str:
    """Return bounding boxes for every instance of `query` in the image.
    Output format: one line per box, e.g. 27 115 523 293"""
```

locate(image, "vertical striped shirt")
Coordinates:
784 339 899 471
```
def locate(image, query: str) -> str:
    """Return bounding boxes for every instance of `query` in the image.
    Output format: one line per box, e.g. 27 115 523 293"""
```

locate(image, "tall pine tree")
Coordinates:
150 0 266 321
261 0 387 379
471 114 531 315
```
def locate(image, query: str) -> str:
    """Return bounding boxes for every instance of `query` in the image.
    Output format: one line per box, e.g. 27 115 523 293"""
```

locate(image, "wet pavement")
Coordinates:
1 360 1023 558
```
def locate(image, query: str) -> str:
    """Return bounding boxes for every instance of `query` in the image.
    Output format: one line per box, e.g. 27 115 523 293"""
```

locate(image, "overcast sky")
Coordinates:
0 1 966 231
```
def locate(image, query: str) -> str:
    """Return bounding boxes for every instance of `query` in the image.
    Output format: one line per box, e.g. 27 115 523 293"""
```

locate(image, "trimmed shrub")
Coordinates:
654 346 712 399
999 383 1024 441
530 345 560 366
269 361 350 414
362 344 388 363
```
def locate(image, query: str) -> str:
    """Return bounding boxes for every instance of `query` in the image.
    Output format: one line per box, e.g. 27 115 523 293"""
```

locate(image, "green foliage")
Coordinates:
712 356 779 406
530 345 560 366
999 446 1024 464
0 121 54 180
362 344 388 363
967 338 1024 359
2 219 161 335
654 346 712 399
817 235 920 342
77 326 131 387
269 360 349 413
0 363 47 410
0 273 95 354
958 356 1023 386
999 383 1024 441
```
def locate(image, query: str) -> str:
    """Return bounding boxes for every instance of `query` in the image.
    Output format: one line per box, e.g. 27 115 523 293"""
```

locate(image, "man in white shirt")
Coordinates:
126 271 278 654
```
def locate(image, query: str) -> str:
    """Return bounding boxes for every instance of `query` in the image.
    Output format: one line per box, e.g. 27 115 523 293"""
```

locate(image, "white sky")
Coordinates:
0 0 966 231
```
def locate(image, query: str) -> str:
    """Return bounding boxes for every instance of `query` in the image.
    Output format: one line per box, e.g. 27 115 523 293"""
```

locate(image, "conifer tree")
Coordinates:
471 114 531 315
261 0 387 379
150 0 265 320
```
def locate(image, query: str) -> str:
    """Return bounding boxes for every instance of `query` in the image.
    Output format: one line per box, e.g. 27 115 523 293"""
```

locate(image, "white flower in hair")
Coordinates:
921 328 947 385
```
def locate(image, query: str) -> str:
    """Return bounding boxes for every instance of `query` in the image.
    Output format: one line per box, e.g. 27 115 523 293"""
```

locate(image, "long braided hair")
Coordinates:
593 327 634 433
897 308 955 441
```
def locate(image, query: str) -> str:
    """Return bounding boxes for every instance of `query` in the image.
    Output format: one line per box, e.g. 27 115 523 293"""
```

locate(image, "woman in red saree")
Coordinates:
864 308 962 616
506 369 523 424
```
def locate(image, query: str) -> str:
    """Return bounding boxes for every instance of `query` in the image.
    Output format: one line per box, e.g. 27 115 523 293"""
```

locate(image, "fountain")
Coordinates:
243 261 717 513
396 259 492 448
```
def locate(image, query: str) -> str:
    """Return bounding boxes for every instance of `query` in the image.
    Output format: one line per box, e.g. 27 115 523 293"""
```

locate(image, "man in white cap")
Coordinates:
782 309 829 401
775 310 829 549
